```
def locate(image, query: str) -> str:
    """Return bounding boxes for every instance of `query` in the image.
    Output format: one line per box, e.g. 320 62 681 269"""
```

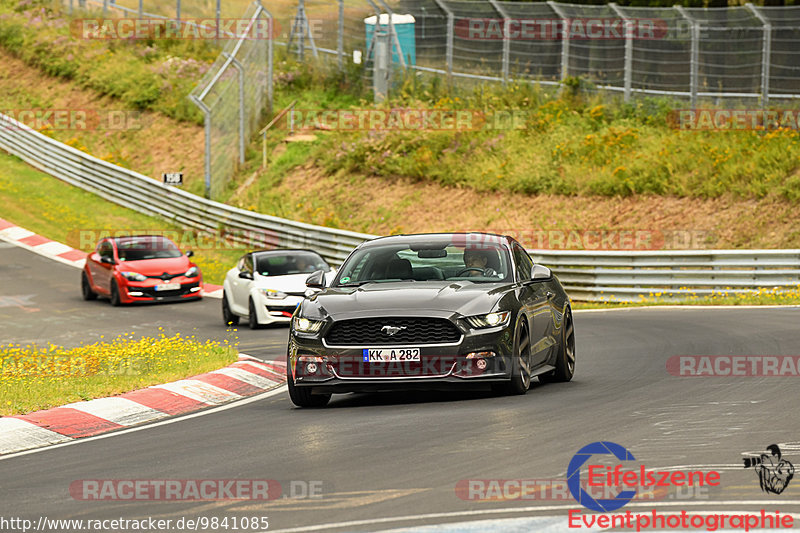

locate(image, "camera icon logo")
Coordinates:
743 444 794 495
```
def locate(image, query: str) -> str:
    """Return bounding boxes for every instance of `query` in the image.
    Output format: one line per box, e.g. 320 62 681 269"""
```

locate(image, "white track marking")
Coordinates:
153 380 242 405
62 397 167 427
211 367 281 389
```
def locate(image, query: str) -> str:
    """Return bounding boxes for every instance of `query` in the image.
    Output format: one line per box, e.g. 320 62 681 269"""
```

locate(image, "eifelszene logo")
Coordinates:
567 441 721 512
743 444 795 495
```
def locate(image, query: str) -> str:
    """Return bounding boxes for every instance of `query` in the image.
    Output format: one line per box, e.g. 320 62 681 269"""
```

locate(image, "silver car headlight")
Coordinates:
466 311 510 329
121 271 147 282
261 288 287 299
185 266 199 278
293 316 324 334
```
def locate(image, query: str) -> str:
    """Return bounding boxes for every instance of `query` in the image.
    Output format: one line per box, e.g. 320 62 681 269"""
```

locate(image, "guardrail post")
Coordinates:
489 0 510 84
675 6 698 109
746 3 772 109
610 3 632 102
432 0 454 80
548 1 570 82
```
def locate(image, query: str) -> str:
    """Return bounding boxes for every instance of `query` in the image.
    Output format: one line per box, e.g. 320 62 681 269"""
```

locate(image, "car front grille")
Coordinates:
137 282 199 298
325 317 461 346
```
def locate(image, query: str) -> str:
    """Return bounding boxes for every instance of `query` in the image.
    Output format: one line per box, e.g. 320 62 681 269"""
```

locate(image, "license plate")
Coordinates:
155 282 181 291
362 348 420 362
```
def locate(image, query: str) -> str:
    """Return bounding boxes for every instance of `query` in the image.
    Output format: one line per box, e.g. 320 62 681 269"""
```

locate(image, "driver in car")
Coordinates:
462 249 497 277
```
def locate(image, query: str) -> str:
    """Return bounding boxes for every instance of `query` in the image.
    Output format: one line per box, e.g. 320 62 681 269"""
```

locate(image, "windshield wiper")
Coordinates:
337 279 417 287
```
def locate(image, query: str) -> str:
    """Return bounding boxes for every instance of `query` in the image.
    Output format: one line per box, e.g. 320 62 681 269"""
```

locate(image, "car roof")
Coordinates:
357 232 511 249
112 235 176 244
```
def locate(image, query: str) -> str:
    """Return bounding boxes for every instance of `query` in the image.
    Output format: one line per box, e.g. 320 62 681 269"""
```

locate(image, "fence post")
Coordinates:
609 3 632 102
376 0 407 69
548 1 570 82
138 0 142 18
177 0 181 23
432 0 453 80
216 0 221 44
746 3 772 109
338 0 344 70
373 30 390 102
189 95 212 199
489 0 510 83
225 54 246 166
675 6 698 109
103 0 107 16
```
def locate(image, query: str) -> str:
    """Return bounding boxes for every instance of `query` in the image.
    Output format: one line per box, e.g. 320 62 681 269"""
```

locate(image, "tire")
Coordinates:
248 298 260 330
540 308 575 383
287 357 331 408
109 279 122 307
81 271 97 301
222 292 240 326
497 321 532 395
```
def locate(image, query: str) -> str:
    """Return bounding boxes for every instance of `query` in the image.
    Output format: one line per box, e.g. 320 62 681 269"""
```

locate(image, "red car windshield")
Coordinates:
116 237 182 261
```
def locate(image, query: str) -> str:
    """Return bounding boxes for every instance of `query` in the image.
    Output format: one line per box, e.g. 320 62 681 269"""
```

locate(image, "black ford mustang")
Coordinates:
287 233 575 407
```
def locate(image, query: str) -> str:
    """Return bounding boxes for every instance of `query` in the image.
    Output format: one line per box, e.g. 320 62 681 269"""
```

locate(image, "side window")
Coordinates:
513 243 533 282
98 240 113 259
243 254 254 274
237 255 247 271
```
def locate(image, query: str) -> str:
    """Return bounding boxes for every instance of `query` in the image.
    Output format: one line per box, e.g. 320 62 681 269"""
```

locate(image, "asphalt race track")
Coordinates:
2 243 800 531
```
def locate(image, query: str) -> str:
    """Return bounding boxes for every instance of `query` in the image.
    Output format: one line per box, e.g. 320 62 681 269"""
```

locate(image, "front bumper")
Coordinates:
254 294 304 324
120 279 202 303
289 319 515 393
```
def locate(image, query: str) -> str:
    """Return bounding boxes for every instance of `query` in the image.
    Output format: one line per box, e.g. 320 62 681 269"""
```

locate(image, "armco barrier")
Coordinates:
532 250 800 302
2 112 799 302
0 112 372 265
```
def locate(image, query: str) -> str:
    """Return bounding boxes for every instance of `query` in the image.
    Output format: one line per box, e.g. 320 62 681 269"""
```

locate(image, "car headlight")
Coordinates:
121 271 147 282
185 266 199 278
293 316 325 334
466 311 510 329
261 288 287 299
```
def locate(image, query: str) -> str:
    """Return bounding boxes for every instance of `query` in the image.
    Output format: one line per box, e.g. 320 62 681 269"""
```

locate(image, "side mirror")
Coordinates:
238 270 253 280
305 269 325 289
185 250 194 257
531 264 552 281
100 256 115 265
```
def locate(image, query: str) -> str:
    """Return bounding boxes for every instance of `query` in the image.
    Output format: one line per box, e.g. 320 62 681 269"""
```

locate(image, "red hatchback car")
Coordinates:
81 235 203 305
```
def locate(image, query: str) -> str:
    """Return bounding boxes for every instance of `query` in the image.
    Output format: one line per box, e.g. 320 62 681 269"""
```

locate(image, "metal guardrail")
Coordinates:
2 113 799 302
0 113 373 266
531 250 800 302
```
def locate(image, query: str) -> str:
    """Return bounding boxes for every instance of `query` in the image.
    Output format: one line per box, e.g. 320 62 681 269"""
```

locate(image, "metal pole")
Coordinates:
190 95 212 199
747 3 772 109
216 0 221 44
675 6 698 109
225 54 246 166
69 0 73 15
376 0 407 68
610 3 632 102
432 0 454 79
338 0 344 70
489 0 510 84
103 0 107 17
299 0 306 61
548 1 570 82
260 4 274 114
138 0 142 18
176 0 181 23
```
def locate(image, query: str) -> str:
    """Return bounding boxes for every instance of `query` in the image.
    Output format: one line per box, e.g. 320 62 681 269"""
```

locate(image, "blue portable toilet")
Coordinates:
364 13 416 66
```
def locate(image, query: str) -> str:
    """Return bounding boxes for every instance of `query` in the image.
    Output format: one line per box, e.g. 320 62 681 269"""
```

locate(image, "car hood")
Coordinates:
116 256 192 275
253 273 314 293
306 281 509 318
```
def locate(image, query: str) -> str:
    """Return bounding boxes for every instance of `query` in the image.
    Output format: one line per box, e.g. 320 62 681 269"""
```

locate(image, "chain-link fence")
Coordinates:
63 0 273 200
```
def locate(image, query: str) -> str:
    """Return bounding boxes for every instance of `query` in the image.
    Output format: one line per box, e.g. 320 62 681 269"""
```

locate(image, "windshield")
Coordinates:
116 237 182 261
334 241 511 285
254 251 330 276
